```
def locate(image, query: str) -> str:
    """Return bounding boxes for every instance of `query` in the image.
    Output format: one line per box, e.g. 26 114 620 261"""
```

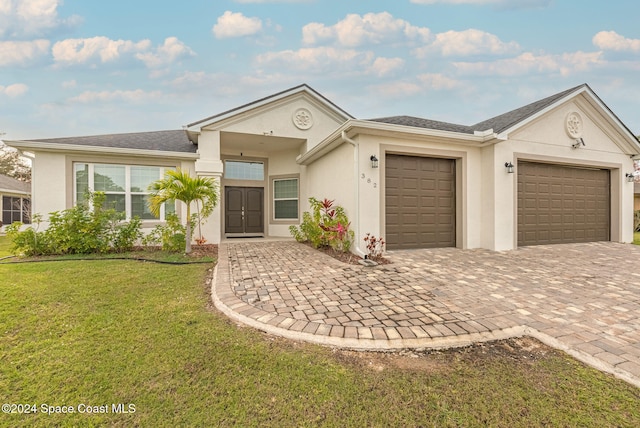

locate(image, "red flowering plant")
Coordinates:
363 233 385 260
289 197 354 252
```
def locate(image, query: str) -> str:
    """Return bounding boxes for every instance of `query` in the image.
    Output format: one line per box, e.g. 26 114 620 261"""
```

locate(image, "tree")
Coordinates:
0 143 31 182
147 169 218 254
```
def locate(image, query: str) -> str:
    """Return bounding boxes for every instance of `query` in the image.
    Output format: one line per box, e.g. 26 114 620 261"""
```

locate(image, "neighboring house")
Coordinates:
5 83 640 252
0 174 31 226
635 182 640 211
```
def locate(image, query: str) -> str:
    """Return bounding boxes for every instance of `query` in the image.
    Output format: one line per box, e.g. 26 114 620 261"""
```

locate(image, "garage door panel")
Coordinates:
386 154 455 249
518 161 609 246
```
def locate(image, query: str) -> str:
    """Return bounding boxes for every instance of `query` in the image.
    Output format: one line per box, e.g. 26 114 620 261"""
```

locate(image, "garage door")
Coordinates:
517 161 610 246
385 154 456 249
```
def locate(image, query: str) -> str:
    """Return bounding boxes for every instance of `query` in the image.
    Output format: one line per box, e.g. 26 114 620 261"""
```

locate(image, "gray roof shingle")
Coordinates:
0 174 30 194
369 116 476 134
471 84 586 133
26 130 196 153
369 84 588 135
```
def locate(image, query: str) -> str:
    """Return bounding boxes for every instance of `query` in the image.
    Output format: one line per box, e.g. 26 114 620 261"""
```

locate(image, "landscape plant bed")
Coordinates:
1 244 218 264
305 242 391 265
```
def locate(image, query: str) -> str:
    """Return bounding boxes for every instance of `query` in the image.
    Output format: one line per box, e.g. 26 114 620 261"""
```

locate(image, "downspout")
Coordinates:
341 130 366 258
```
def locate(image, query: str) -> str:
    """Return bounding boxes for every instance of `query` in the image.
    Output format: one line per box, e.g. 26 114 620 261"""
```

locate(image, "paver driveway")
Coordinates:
212 240 640 387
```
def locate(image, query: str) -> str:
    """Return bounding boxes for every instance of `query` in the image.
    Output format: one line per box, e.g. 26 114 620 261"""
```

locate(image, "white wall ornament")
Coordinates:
565 112 583 138
293 108 313 130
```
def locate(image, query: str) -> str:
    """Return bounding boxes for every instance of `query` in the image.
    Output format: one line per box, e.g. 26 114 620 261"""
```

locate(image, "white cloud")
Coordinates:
52 36 151 66
212 11 262 39
135 37 195 68
0 0 81 38
417 73 461 90
371 57 405 77
256 46 375 73
593 31 640 53
454 51 603 77
0 83 29 97
415 29 519 57
303 12 431 47
69 89 162 104
0 39 50 66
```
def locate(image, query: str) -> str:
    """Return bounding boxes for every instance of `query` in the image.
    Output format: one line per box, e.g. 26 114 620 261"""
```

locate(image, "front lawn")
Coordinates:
635 231 640 245
0 236 638 426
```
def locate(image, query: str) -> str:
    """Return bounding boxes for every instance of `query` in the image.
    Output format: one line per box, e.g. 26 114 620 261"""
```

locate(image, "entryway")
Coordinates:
224 186 264 236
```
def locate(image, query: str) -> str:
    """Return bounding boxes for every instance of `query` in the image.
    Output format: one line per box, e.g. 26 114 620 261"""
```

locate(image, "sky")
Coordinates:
1 0 639 141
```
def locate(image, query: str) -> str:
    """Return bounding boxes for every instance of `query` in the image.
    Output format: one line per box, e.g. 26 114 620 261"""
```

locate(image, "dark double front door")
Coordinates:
225 187 264 235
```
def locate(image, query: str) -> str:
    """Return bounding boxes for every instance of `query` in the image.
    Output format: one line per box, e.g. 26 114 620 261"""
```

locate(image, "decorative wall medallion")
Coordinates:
565 112 583 138
293 108 313 130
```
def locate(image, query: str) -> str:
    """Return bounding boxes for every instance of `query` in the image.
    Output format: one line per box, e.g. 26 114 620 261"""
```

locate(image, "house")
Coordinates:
0 174 31 227
5 83 640 252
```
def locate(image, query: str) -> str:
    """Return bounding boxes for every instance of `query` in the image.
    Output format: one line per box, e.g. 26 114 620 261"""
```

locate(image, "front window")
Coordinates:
74 163 175 220
2 196 31 225
273 178 298 220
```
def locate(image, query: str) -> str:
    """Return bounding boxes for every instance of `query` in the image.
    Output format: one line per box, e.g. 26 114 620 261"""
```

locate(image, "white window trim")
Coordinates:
74 163 173 221
272 177 299 222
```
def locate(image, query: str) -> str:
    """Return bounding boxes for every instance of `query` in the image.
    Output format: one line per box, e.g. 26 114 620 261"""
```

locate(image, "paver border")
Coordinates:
211 245 640 388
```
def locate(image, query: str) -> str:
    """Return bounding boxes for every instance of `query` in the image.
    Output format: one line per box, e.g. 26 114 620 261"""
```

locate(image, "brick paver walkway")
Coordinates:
212 240 640 387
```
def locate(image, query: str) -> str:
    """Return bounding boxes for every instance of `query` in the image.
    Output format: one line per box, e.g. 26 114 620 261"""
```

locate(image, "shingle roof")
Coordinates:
0 174 30 194
25 130 196 153
370 84 588 135
368 116 476 134
471 84 586 133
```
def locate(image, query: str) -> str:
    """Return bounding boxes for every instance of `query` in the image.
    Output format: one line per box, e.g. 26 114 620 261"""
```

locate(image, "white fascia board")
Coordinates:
3 140 199 160
297 119 487 165
0 188 30 196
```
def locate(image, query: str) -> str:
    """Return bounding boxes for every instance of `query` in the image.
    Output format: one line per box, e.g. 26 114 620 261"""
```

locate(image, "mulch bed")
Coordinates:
305 243 391 265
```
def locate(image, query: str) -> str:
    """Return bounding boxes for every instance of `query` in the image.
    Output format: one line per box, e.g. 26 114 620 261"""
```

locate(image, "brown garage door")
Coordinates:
385 154 455 249
517 161 610 246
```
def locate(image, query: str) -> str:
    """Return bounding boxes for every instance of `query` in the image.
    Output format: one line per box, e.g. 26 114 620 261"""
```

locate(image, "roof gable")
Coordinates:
472 84 586 134
187 84 353 131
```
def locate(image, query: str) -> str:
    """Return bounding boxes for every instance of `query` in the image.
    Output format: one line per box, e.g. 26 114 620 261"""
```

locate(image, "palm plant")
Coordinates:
148 169 218 254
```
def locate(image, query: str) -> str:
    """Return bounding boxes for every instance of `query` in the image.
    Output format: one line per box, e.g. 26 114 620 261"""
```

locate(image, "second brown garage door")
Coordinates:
517 161 610 246
385 154 456 249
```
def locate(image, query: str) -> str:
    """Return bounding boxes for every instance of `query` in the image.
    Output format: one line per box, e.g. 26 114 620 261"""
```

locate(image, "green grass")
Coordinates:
0 236 639 427
634 231 640 245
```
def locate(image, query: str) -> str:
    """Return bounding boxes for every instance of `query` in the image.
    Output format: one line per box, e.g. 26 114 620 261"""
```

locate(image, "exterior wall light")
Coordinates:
572 138 586 149
505 162 514 173
370 155 379 168
625 173 636 183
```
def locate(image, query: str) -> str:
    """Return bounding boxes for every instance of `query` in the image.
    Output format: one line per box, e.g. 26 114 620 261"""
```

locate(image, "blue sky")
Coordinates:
1 0 639 140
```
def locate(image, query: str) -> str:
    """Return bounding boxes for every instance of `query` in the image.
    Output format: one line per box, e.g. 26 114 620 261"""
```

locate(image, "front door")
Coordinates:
225 187 264 236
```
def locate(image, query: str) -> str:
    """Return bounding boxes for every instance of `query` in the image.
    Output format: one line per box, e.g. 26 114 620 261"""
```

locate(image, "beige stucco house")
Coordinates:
5 83 640 253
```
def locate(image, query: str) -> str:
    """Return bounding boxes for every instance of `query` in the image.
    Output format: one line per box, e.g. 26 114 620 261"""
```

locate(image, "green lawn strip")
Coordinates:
634 231 640 245
1 260 639 427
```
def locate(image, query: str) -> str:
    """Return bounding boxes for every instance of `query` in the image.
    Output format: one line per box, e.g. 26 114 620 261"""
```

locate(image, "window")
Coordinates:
2 196 30 225
74 163 175 220
273 178 298 220
224 160 264 180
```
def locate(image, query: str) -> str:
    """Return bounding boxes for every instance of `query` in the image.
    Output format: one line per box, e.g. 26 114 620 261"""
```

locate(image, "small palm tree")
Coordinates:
148 169 218 254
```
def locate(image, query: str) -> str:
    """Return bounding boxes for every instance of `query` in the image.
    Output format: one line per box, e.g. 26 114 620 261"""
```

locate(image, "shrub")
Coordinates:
7 192 142 256
142 213 188 252
289 197 354 252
